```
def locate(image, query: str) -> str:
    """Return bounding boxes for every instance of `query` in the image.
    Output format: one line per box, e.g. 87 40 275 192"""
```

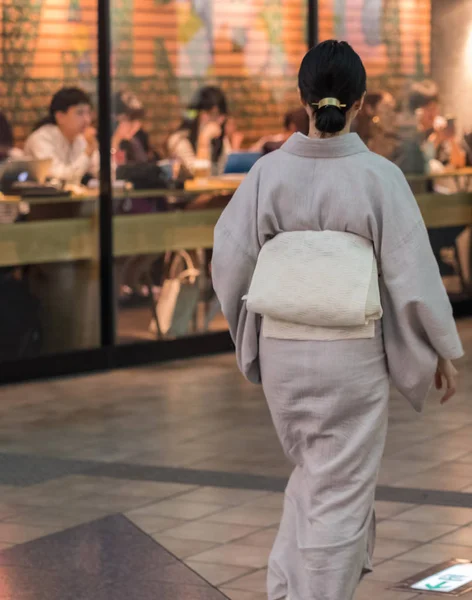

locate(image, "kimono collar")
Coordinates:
281 132 369 159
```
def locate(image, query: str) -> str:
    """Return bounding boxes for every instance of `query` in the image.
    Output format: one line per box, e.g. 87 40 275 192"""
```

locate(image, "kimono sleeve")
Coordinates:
379 169 464 412
212 166 262 384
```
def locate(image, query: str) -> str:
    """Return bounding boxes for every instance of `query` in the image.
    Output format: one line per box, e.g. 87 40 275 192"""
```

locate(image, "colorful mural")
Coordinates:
0 0 307 148
319 0 430 89
1 0 430 148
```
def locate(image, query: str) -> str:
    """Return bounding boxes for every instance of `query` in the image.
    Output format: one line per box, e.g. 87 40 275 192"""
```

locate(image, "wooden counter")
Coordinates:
0 177 471 268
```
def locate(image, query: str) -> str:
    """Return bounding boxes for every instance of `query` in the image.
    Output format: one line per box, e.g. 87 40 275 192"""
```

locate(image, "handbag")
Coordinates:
155 251 200 338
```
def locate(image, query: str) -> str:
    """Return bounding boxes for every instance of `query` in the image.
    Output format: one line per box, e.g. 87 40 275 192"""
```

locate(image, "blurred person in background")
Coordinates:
352 91 398 159
24 87 99 185
428 115 466 171
167 86 242 177
251 107 310 154
353 90 426 175
0 113 23 162
112 90 159 165
0 112 24 223
409 79 440 142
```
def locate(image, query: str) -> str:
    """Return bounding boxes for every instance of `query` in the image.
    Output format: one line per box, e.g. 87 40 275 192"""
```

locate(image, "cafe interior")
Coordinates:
0 0 471 384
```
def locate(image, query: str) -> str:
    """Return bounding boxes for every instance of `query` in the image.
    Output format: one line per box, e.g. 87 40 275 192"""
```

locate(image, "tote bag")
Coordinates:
155 250 200 338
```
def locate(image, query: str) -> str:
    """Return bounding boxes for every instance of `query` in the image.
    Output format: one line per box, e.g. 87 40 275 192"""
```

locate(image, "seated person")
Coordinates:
112 90 159 164
0 112 24 224
250 107 309 154
167 86 241 177
351 90 424 175
24 87 99 184
409 79 440 143
0 112 23 162
387 82 441 176
352 91 398 159
428 116 466 170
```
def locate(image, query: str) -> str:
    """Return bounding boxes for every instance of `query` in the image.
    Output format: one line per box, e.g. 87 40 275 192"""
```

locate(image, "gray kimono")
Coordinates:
212 133 463 600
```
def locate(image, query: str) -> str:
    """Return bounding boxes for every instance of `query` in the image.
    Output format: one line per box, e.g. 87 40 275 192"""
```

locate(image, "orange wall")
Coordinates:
0 0 432 150
0 0 307 150
319 0 431 90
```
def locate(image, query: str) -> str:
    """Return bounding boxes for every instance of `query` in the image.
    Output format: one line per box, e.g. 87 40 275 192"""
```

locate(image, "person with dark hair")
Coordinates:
0 112 24 224
112 90 158 164
167 85 242 177
0 113 14 163
24 87 99 184
212 40 462 600
409 79 440 141
250 107 310 154
404 81 465 176
352 91 400 157
0 113 22 162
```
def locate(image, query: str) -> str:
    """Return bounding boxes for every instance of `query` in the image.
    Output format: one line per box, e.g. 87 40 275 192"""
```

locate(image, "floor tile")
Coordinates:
3 503 109 526
219 589 266 600
399 542 472 564
189 544 270 569
373 538 422 560
129 500 226 520
0 514 230 599
424 461 472 479
435 525 472 547
152 535 218 559
0 515 175 575
76 580 229 600
394 505 472 526
392 444 470 463
376 519 459 543
0 565 104 600
236 527 278 548
367 558 433 583
176 487 271 507
203 506 282 527
222 569 267 593
0 504 30 520
244 494 285 510
65 493 157 512
374 502 416 521
125 514 186 534
353 579 419 600
185 561 252 586
393 472 472 491
162 521 260 544
378 459 440 484
104 480 197 499
0 524 59 544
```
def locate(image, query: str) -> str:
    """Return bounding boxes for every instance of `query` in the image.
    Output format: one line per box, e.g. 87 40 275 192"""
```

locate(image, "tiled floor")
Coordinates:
0 317 470 599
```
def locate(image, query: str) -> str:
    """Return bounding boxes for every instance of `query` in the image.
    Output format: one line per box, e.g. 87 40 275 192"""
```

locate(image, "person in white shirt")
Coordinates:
24 87 99 185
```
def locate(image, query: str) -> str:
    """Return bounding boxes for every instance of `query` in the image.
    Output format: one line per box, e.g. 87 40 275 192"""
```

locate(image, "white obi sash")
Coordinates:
245 230 382 341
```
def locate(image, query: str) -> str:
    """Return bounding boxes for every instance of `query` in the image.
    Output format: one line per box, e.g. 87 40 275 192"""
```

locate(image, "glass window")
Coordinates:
111 0 308 343
0 0 101 360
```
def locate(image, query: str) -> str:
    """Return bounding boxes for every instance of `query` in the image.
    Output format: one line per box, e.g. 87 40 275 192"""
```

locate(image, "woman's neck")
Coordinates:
307 123 351 139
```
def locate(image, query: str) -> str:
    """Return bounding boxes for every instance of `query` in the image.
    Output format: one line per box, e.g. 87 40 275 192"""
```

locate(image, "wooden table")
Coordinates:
1 176 471 352
1 175 472 267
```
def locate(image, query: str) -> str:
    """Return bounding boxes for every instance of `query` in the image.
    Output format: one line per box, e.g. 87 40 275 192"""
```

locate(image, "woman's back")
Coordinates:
253 132 409 252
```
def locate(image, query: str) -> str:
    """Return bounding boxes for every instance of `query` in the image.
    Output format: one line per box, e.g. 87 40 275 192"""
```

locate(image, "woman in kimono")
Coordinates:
212 41 463 600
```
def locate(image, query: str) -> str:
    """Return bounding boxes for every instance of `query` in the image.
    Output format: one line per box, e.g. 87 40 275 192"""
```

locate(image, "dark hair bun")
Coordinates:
298 40 366 137
315 105 346 135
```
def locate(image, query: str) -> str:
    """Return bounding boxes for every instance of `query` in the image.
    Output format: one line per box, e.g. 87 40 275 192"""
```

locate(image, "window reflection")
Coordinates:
111 0 308 342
